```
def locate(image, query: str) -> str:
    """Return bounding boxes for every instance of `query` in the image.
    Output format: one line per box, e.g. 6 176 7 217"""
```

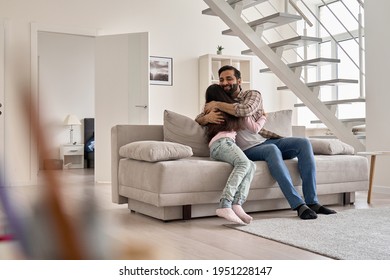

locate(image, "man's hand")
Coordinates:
205 101 237 116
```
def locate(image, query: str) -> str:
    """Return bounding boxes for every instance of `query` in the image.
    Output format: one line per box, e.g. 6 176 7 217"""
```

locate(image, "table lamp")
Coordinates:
63 114 81 144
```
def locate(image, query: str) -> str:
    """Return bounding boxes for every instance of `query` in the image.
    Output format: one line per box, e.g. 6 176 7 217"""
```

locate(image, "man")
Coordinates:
196 65 336 220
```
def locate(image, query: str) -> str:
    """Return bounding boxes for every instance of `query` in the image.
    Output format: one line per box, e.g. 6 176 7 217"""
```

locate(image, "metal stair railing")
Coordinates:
356 0 364 8
288 0 313 27
203 0 365 151
297 0 365 112
240 0 363 105
299 0 365 99
320 0 362 49
258 0 365 134
244 0 363 86
299 0 361 71
239 0 364 84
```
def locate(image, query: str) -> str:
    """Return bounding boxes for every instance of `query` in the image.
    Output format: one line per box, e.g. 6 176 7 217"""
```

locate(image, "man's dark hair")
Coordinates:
204 84 245 142
218 65 241 79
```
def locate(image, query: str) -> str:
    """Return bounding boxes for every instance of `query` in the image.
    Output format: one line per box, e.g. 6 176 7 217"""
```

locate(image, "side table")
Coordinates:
60 144 84 169
357 151 390 203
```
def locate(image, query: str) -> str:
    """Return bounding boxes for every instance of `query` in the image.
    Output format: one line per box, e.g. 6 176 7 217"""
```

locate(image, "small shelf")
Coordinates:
199 54 252 111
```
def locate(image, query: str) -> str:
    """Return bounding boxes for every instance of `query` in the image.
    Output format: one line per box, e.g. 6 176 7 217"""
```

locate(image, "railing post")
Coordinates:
358 5 365 98
303 23 308 83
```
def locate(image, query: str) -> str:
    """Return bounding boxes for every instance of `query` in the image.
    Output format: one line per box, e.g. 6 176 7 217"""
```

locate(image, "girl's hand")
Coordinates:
204 101 218 114
206 109 224 124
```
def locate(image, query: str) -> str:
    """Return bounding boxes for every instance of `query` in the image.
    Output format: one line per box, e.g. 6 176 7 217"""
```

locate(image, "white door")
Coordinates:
95 32 149 182
0 20 5 185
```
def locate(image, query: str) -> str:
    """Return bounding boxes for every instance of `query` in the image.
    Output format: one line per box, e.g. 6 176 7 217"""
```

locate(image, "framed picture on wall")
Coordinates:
150 56 173 86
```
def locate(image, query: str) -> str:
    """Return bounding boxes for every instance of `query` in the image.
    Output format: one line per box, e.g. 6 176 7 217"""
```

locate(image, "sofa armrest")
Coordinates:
111 125 164 204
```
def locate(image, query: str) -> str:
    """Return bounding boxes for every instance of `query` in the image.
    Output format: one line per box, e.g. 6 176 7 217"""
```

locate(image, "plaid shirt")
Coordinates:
234 90 264 120
235 90 282 139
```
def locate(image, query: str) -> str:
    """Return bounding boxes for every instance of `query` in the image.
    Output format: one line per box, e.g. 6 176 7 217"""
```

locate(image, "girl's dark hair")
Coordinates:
204 84 245 142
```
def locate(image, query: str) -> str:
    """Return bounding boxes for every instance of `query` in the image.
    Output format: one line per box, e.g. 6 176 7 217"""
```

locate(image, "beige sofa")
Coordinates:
111 111 369 221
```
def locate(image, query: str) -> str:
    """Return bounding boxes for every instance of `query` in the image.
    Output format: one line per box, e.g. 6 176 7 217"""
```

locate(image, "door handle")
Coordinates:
135 105 148 109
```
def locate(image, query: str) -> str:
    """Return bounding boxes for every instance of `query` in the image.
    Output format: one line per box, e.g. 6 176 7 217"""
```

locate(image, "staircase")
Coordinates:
202 0 365 152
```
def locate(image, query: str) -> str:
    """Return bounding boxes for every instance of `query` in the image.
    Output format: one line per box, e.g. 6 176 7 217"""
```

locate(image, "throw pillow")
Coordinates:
119 141 193 162
260 109 293 138
309 138 355 155
163 110 210 157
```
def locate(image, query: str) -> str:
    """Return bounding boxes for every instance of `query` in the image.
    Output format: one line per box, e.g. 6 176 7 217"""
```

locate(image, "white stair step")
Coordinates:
309 134 365 140
222 12 301 36
310 117 365 124
294 97 366 107
260 57 340 73
268 35 322 50
202 0 268 16
242 36 322 55
277 78 358 90
309 135 337 139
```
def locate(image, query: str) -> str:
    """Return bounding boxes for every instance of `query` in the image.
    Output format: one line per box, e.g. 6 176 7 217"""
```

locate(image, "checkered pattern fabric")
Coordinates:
259 128 283 139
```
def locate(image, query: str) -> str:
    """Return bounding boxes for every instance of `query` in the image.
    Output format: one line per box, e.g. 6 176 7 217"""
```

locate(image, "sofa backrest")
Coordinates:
111 125 163 203
110 123 306 203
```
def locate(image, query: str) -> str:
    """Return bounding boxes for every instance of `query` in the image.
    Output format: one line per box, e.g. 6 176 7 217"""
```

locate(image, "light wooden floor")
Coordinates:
1 168 389 260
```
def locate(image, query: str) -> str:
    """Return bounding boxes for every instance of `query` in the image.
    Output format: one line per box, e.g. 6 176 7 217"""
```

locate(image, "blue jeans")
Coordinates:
243 137 318 209
210 138 256 208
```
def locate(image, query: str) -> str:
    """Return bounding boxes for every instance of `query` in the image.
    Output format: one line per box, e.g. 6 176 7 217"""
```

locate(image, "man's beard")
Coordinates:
222 83 239 96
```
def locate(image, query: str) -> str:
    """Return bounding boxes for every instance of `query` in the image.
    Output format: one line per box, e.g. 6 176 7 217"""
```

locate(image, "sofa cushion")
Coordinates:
309 139 354 155
119 141 193 162
260 109 293 138
163 110 210 157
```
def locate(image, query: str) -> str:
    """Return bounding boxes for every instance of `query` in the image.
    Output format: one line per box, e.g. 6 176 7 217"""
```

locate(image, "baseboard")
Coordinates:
96 181 111 184
374 185 390 194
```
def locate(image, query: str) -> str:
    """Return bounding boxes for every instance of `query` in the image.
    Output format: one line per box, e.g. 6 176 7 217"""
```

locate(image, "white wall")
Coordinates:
1 0 280 186
365 0 390 189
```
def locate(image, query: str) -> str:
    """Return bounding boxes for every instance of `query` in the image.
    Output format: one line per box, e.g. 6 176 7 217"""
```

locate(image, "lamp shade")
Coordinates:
63 114 81 126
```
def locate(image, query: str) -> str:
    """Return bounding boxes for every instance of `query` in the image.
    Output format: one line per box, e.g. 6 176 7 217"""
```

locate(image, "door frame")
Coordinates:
0 19 5 186
30 23 98 184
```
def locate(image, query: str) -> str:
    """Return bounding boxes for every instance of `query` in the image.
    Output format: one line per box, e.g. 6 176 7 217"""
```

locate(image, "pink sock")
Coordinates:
232 204 253 224
216 208 246 225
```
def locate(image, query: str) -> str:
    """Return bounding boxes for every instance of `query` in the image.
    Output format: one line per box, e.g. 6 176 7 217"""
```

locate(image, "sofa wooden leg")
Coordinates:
182 205 192 220
343 192 351 205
